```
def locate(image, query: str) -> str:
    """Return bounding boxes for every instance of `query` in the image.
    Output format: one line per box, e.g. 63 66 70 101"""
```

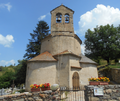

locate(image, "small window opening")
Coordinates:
65 14 69 23
56 13 62 23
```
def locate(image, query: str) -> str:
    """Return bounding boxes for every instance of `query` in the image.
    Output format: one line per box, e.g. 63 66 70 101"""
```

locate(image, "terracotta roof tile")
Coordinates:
71 66 82 69
53 50 81 58
28 51 57 62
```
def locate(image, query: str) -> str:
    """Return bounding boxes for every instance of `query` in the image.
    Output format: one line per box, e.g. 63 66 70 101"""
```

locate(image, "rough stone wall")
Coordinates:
25 62 57 92
41 5 81 55
55 55 69 88
69 55 81 88
99 68 120 83
69 56 98 87
41 35 81 55
85 85 120 101
51 5 74 33
80 63 98 85
0 90 60 101
111 68 120 83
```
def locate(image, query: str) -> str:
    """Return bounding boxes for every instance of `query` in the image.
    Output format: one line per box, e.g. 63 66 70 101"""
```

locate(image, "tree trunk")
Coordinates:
107 59 110 65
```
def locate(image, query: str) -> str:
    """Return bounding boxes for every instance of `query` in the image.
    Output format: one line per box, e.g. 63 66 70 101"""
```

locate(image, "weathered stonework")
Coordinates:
25 4 98 92
99 68 120 84
41 35 82 56
51 5 74 33
85 85 120 101
0 90 60 101
111 68 120 83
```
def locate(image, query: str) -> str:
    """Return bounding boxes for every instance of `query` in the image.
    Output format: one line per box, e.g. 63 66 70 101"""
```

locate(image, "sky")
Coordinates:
0 0 120 66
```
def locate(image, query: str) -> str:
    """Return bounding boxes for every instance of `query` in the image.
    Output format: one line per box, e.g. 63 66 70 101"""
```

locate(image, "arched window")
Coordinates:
56 13 62 23
65 13 69 23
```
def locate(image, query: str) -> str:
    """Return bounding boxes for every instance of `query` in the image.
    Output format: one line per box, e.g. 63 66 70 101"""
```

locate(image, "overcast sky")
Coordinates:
0 0 120 66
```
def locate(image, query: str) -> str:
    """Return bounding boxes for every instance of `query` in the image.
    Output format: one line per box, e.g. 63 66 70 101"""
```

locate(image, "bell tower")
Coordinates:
50 4 74 36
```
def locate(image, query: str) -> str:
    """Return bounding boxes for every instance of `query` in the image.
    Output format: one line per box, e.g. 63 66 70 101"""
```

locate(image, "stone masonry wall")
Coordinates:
111 68 120 83
0 90 60 101
99 68 120 84
85 85 120 101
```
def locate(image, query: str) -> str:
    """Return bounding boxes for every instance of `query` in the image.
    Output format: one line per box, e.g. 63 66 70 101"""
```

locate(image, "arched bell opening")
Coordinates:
65 13 69 23
72 72 80 90
56 13 62 23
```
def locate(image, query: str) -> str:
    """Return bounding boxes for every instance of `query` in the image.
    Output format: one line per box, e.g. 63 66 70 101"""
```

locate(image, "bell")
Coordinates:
65 16 69 21
57 16 61 22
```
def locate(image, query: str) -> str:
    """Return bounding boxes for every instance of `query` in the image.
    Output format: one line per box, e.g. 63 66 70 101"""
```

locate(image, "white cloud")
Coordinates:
81 44 85 55
78 4 120 36
38 15 46 20
0 60 15 66
0 2 12 11
0 34 15 47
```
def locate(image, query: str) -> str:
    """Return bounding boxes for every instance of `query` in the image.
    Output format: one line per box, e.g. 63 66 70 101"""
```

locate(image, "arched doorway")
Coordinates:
72 72 80 90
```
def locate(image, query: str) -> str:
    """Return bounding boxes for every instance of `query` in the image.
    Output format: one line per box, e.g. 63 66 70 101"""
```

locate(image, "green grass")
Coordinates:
108 63 120 68
97 59 120 72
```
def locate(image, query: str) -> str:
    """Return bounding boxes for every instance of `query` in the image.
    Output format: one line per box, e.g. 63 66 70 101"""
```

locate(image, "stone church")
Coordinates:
25 4 98 91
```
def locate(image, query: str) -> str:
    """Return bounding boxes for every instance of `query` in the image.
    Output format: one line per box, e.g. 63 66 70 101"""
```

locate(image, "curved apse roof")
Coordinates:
80 54 98 65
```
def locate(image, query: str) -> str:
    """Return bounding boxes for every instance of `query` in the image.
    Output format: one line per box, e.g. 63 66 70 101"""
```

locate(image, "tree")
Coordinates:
0 70 15 88
84 24 120 65
24 21 50 60
15 59 27 85
0 66 3 71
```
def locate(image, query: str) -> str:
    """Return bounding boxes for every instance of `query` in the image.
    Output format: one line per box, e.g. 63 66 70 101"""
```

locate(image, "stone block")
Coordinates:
13 98 24 101
89 97 99 101
43 90 52 94
0 96 4 100
26 93 32 96
39 94 45 98
28 97 34 101
36 99 43 101
118 85 120 88
114 93 120 97
108 85 115 89
118 97 120 101
112 90 117 93
103 94 110 99
106 89 112 94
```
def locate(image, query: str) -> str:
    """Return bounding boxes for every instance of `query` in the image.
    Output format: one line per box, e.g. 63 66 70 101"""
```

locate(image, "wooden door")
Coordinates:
72 72 80 90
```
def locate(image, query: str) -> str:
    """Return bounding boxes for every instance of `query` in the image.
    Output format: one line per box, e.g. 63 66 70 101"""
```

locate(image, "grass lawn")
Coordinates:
97 59 120 72
108 63 120 68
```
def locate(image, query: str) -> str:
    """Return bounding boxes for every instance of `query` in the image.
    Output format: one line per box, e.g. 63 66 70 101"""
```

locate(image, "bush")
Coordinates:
18 89 25 93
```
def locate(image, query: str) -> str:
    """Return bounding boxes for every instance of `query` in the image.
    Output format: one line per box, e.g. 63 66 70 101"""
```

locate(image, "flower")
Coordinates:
89 77 110 82
40 83 50 88
89 77 99 81
30 84 40 88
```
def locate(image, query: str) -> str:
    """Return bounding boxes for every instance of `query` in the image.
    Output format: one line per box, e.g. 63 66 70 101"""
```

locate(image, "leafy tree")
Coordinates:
0 66 3 71
84 24 120 65
15 59 27 85
0 70 15 88
24 21 50 60
0 59 27 88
